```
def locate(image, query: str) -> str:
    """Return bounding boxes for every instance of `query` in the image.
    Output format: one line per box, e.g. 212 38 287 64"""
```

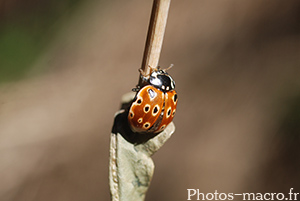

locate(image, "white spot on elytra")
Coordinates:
173 93 178 104
172 109 176 117
148 88 157 99
138 118 143 123
144 104 150 113
135 97 143 105
129 111 134 119
152 105 159 116
166 107 172 118
143 122 150 129
160 125 166 130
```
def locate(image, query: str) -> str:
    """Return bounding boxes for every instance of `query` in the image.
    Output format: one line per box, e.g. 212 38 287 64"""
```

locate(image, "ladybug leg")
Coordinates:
148 65 158 72
139 69 149 84
132 86 140 92
139 68 147 77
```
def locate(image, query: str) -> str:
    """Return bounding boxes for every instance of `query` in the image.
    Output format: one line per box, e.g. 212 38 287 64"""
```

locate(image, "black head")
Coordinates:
149 69 175 92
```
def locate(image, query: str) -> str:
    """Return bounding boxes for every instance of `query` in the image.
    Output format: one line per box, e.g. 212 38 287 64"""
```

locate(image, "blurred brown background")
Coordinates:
0 0 300 200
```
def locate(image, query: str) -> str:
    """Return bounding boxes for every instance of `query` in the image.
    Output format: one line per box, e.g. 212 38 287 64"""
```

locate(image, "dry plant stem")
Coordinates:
109 1 173 201
139 0 171 86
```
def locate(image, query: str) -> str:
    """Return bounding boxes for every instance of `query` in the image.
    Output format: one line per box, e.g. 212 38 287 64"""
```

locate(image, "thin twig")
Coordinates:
139 0 171 86
109 1 172 200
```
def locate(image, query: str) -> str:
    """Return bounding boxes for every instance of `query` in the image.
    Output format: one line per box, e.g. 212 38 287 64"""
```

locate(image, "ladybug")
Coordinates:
128 65 178 134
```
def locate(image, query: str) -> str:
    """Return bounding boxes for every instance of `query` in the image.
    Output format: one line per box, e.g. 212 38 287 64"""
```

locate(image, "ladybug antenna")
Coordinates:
163 64 174 71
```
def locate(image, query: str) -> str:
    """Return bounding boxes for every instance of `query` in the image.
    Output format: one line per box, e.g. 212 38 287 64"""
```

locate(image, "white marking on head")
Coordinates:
151 78 162 86
171 81 175 89
151 71 158 77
